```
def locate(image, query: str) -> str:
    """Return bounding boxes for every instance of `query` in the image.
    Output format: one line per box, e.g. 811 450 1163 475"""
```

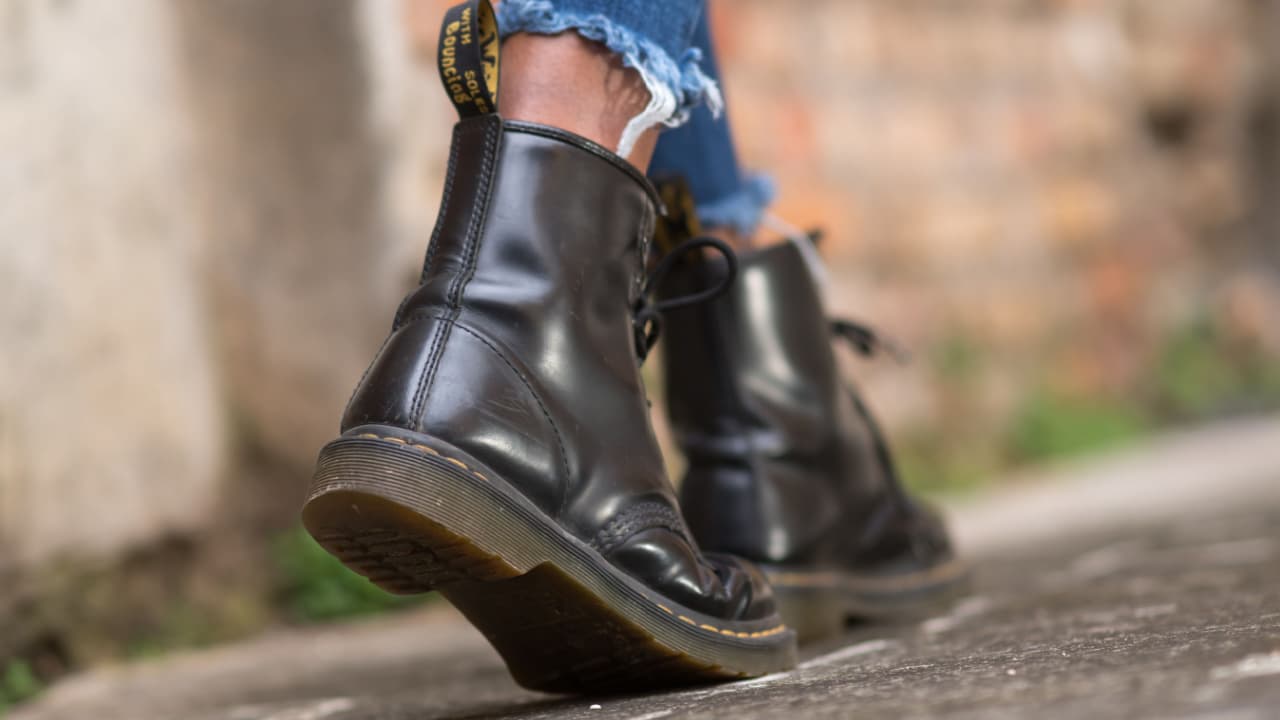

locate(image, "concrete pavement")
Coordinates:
14 416 1280 720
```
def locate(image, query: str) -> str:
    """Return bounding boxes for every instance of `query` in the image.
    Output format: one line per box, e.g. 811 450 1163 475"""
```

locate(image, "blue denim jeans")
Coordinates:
498 0 773 236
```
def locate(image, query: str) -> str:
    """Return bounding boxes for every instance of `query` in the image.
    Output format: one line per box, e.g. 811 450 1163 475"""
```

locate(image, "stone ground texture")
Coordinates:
13 417 1280 720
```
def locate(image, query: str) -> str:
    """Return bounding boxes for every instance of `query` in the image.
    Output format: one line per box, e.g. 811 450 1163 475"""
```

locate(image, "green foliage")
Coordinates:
272 526 427 623
933 333 983 383
1008 390 1149 464
903 315 1280 496
1152 319 1280 419
1153 320 1241 418
895 432 994 496
0 660 44 714
123 601 252 660
898 389 1151 498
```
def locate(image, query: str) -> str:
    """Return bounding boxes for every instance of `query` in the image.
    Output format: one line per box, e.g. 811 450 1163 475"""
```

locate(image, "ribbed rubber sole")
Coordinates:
302 427 796 694
766 558 971 642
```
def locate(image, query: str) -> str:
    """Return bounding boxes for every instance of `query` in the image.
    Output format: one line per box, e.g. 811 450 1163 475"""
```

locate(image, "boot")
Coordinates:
656 182 967 642
301 1 794 694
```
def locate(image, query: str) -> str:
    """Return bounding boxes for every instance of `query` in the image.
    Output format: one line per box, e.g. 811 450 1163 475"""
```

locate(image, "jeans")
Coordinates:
497 0 773 236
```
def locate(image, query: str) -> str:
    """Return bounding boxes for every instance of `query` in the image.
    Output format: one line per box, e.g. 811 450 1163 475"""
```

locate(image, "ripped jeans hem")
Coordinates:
696 172 776 238
496 0 723 157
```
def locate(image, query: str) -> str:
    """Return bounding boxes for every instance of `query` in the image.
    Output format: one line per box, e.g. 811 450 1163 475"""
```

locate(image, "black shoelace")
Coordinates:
632 237 738 363
829 316 941 557
830 318 911 364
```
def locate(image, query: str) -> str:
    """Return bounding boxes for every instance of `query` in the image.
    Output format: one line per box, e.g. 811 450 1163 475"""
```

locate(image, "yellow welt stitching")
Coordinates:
365 433 459 466
361 435 792 640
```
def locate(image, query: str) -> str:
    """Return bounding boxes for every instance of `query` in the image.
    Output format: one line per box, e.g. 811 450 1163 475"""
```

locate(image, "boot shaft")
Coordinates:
663 243 843 457
662 241 892 564
344 118 679 542
404 117 658 329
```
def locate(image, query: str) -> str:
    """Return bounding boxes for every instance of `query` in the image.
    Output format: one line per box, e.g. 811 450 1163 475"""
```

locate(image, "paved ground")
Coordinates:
14 417 1280 720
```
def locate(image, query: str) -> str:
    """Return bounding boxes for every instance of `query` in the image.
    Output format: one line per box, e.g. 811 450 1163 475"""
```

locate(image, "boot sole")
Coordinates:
764 558 971 643
302 426 796 693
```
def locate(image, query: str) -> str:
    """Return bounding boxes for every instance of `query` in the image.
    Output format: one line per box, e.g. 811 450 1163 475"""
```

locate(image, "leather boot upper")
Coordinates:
342 117 775 621
661 240 955 576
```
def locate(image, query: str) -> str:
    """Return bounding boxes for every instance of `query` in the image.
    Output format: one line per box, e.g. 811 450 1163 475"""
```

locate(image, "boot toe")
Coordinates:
704 552 778 621
606 527 777 622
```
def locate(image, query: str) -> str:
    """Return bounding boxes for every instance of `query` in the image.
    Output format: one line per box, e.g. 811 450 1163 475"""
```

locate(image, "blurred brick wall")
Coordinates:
390 0 1280 468
700 0 1280 436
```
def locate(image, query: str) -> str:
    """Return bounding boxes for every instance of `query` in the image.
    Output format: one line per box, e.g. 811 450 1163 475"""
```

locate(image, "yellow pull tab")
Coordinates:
438 0 501 118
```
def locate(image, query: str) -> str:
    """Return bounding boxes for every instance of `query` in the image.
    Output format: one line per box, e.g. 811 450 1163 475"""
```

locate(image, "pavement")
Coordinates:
13 416 1280 720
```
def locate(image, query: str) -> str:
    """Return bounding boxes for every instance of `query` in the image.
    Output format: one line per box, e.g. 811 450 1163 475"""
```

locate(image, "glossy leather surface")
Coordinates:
661 241 955 577
342 118 774 621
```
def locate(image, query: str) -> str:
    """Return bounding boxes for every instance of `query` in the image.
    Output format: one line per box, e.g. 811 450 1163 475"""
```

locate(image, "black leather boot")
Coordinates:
301 1 794 694
656 184 967 642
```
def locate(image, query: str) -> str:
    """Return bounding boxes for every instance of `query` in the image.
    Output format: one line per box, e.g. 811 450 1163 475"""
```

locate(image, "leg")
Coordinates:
500 33 661 166
648 8 774 246
302 0 795 693
497 0 720 167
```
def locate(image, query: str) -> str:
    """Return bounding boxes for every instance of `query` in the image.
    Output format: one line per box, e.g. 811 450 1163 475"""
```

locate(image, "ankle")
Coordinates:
498 32 659 168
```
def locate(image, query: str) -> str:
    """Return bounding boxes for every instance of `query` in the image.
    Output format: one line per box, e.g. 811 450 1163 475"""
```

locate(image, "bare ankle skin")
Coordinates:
499 32 659 169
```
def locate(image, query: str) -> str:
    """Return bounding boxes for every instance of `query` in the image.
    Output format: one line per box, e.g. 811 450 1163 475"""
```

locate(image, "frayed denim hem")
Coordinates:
696 173 775 238
497 0 723 158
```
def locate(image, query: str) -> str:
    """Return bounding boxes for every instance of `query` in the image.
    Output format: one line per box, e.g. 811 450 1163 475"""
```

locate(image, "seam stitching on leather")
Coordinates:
590 500 688 557
405 122 464 423
410 318 449 431
348 431 788 640
421 122 463 284
413 119 500 428
446 117 501 310
421 315 573 487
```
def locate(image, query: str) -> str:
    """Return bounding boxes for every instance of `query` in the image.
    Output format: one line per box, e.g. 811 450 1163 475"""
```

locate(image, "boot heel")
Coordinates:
302 431 540 594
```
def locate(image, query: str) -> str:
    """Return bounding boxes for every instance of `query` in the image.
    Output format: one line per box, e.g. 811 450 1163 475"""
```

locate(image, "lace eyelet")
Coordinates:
631 236 738 364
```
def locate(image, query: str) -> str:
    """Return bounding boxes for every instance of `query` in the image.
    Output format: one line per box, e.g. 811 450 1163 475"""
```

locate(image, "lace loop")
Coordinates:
830 318 911 364
633 237 738 362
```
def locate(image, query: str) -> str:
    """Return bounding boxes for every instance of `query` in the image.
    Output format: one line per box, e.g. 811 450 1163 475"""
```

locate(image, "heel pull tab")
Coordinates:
438 0 500 118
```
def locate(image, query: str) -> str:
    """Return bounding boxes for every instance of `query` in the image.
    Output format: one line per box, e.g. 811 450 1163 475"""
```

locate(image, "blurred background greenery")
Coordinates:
2 0 1279 712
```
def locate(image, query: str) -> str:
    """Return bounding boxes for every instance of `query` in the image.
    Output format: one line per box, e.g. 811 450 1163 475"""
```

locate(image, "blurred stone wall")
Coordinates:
0 0 448 670
0 0 228 663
